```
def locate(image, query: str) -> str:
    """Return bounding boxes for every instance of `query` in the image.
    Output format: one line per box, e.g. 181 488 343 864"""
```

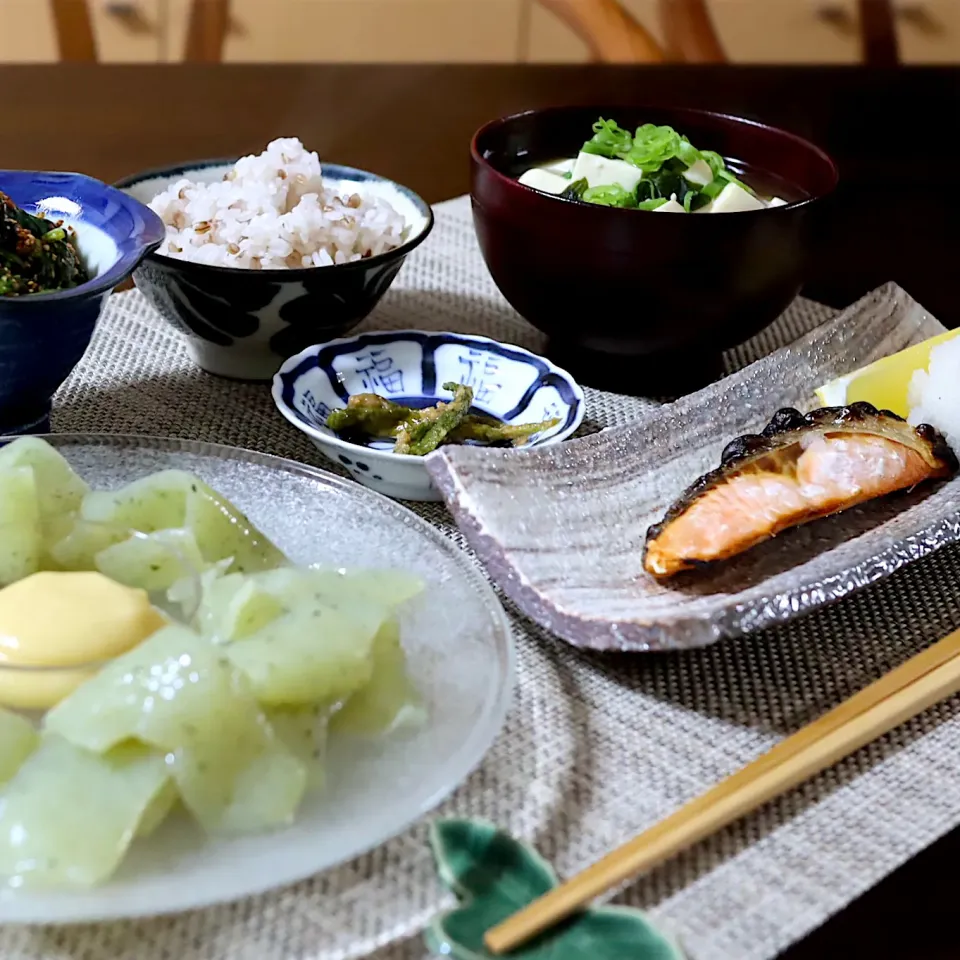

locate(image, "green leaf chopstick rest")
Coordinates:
424 819 684 959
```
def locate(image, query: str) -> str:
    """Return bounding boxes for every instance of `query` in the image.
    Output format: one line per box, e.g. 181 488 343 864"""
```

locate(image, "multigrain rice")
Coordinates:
148 138 408 270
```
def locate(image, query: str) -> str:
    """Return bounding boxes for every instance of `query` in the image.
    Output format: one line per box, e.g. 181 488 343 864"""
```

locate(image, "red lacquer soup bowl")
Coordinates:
470 105 838 392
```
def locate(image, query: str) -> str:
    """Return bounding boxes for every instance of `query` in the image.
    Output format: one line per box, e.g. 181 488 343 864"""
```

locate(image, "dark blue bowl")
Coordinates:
117 160 434 382
0 171 164 434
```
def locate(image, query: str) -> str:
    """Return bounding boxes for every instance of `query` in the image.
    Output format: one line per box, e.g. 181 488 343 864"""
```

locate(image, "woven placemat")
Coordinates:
8 195 960 960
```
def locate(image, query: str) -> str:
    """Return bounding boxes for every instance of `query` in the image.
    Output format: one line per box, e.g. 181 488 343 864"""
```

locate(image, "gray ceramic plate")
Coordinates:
426 284 960 651
0 435 514 923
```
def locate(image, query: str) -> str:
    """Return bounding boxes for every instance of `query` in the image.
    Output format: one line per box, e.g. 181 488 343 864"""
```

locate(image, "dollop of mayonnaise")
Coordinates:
0 571 167 710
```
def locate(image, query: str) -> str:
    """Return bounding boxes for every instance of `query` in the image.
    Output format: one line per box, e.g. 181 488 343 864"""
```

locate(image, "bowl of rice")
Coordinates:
116 138 433 381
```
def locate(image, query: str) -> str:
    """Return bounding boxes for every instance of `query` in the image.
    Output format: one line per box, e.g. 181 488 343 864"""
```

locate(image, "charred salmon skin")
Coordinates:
643 403 958 579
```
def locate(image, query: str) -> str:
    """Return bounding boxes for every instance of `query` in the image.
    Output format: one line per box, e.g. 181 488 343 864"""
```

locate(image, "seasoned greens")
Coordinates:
0 191 89 296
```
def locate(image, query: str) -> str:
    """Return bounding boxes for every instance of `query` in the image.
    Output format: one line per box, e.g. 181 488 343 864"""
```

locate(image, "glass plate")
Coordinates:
0 434 514 923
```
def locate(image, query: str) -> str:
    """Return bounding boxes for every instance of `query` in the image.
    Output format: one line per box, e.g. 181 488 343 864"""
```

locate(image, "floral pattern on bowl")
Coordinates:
272 330 585 502
425 819 684 960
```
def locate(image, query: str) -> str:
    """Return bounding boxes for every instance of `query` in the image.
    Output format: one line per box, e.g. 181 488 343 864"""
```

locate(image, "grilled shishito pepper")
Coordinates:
324 383 561 454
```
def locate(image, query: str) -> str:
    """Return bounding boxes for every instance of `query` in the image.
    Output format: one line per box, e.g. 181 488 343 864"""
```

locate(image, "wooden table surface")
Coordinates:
4 63 960 958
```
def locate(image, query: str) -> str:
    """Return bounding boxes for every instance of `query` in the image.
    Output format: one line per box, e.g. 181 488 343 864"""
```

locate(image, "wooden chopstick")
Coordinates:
485 627 960 955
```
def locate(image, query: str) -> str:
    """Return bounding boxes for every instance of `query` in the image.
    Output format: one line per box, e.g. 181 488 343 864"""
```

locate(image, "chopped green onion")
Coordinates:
636 198 668 211
580 120 700 172
581 118 634 159
676 136 701 168
41 227 66 243
582 184 638 208
701 178 726 200
622 124 684 172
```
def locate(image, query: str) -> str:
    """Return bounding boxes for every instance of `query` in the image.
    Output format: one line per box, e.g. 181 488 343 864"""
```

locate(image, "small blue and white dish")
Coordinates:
117 160 434 382
0 171 164 435
273 330 585 502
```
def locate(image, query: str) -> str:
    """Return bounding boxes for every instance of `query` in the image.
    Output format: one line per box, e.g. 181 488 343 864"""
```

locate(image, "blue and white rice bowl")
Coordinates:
272 330 585 501
117 155 433 381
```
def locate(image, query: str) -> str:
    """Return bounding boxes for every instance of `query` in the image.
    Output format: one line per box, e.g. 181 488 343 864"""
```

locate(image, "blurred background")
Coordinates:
3 0 958 65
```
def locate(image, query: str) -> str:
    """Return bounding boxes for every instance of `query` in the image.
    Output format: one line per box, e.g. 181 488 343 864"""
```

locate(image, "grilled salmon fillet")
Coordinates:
643 403 958 579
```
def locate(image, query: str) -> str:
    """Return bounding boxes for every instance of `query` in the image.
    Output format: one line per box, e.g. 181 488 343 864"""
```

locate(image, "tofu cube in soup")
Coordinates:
708 182 766 214
654 197 686 213
518 168 570 195
571 152 644 193
541 158 575 176
682 158 714 187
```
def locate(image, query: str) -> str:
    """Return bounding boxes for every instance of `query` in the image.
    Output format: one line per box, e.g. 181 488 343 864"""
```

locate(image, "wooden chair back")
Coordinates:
536 0 900 66
184 0 232 62
49 0 232 63
49 0 901 67
51 0 97 62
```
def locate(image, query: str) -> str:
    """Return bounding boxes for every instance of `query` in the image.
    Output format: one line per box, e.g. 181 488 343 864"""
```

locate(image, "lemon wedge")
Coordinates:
815 327 960 418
